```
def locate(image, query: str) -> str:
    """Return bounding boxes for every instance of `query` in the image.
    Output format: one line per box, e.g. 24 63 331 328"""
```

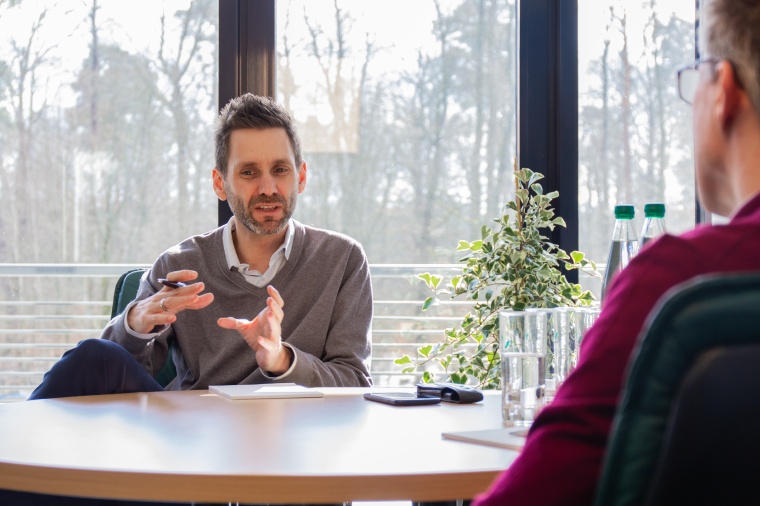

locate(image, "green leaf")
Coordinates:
570 251 585 263
418 345 433 358
430 275 443 289
422 371 434 383
422 296 437 311
417 272 432 286
451 372 468 384
394 355 412 366
470 240 483 251
457 240 471 251
401 367 415 374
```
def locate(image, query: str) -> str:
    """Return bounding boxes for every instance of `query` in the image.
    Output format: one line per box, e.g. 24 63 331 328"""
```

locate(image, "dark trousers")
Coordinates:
3 340 171 505
29 339 164 400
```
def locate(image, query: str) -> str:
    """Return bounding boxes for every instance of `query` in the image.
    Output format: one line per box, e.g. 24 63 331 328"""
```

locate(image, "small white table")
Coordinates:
0 388 517 503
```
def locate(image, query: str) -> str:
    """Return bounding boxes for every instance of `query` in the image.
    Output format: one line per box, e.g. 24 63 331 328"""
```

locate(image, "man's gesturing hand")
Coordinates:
127 270 214 335
217 285 293 374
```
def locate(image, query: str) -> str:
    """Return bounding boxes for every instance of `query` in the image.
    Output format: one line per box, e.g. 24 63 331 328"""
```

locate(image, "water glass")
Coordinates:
500 310 547 426
546 308 571 397
572 306 602 366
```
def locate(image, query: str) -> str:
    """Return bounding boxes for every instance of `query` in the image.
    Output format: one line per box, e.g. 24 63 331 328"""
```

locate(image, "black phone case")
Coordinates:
415 383 485 404
363 392 441 406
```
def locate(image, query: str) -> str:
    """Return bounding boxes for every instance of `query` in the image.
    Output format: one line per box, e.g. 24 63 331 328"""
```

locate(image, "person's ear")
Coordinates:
297 161 307 194
212 168 228 201
717 61 743 131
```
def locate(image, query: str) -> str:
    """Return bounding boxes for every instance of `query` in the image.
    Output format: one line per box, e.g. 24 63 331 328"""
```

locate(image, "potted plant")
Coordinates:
395 168 598 389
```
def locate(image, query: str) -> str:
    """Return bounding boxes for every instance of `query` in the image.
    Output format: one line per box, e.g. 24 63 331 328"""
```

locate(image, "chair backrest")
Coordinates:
644 344 760 505
110 268 176 388
111 268 148 318
593 273 760 506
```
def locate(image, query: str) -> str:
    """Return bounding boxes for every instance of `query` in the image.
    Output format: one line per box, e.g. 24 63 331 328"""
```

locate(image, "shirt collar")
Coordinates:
222 217 295 270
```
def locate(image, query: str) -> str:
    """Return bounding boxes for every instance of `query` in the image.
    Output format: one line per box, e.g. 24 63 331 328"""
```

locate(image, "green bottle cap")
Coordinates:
644 203 665 218
614 205 635 220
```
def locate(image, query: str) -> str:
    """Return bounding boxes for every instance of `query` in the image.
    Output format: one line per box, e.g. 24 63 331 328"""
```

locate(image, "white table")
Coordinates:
0 388 518 503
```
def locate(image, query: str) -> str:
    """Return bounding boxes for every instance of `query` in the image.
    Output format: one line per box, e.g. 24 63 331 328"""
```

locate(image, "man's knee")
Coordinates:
72 338 129 361
29 339 152 400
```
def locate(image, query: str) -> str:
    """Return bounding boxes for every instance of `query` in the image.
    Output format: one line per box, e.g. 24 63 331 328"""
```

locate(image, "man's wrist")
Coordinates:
262 343 296 379
268 343 294 375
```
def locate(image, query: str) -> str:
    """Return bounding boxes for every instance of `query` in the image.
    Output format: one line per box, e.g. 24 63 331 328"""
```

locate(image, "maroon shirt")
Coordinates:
474 193 760 505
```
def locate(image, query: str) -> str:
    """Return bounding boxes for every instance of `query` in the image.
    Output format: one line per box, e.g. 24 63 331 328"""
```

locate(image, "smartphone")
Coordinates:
363 392 441 406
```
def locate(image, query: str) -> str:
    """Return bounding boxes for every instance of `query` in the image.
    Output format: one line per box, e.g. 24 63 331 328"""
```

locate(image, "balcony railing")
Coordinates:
0 263 472 401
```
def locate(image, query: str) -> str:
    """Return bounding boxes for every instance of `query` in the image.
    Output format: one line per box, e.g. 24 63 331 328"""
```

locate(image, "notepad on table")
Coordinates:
209 383 324 400
441 427 528 451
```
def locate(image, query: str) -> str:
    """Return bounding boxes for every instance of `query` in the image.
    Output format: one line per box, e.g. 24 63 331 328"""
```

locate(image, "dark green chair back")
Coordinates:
110 268 147 318
111 268 177 388
594 273 760 506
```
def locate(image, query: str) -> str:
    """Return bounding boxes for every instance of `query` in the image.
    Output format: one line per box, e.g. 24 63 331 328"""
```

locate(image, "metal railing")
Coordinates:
0 263 471 401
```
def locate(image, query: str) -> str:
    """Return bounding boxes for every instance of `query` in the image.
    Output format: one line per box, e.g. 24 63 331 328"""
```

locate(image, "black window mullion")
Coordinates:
517 0 579 281
217 0 276 227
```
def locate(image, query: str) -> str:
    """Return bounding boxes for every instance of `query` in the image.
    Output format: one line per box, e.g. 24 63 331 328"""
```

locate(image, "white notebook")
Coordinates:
209 383 324 400
441 428 528 451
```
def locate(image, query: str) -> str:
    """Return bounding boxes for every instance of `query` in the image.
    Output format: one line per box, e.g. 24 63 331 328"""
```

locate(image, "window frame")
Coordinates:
221 0 702 273
217 0 276 226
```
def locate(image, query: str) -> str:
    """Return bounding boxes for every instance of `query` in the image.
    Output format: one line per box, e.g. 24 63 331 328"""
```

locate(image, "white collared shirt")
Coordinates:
222 217 295 287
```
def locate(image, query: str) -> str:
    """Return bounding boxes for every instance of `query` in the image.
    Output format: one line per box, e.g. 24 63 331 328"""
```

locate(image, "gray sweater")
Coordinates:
102 221 373 388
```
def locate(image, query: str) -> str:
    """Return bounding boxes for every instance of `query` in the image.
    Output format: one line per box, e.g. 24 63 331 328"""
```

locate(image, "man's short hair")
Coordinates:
708 0 760 114
214 94 303 177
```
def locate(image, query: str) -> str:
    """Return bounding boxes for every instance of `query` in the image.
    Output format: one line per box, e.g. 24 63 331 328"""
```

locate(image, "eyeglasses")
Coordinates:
676 59 719 104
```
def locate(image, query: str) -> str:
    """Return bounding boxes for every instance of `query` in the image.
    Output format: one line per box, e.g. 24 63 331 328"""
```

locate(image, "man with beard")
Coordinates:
30 94 373 399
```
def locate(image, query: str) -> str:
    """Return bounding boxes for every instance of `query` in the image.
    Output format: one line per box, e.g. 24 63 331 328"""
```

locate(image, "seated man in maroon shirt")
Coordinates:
474 1 760 505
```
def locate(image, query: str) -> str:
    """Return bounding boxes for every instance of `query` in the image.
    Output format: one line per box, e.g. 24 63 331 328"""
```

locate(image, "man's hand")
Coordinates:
127 270 214 334
217 285 292 374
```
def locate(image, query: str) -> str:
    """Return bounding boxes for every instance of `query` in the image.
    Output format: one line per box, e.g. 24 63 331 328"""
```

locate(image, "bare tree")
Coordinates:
155 0 216 236
7 8 55 265
616 7 633 204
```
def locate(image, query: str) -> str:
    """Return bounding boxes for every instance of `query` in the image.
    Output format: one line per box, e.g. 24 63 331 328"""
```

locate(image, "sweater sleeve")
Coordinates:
273 242 373 387
472 236 705 506
101 267 176 378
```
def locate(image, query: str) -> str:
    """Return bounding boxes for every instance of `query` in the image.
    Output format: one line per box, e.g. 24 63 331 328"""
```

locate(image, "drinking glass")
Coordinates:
500 310 547 426
573 306 602 366
544 308 571 398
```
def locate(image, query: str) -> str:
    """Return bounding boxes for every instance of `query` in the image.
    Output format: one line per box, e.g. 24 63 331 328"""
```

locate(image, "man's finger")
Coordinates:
217 317 253 330
165 270 200 283
266 297 284 321
267 285 284 308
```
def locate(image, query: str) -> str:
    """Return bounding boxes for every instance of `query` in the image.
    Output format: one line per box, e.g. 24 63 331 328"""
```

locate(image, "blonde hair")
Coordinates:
707 0 760 113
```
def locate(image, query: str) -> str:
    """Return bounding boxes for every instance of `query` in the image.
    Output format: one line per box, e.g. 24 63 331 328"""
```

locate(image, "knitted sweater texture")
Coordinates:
102 220 373 388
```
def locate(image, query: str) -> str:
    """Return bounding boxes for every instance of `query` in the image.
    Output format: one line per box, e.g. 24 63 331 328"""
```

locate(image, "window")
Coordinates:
276 0 518 264
0 0 219 267
0 0 218 399
578 1 696 295
0 0 700 397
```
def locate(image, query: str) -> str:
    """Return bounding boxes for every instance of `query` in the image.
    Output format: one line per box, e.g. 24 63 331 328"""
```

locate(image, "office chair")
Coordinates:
111 268 177 388
593 273 760 506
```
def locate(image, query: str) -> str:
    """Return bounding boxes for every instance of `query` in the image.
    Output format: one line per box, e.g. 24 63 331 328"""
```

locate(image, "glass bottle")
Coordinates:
601 205 639 303
641 203 666 248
